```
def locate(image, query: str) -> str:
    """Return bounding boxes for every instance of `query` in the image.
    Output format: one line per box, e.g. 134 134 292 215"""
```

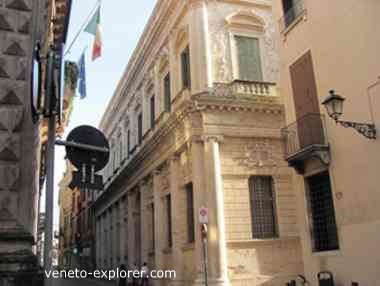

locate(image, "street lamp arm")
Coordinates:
337 120 377 140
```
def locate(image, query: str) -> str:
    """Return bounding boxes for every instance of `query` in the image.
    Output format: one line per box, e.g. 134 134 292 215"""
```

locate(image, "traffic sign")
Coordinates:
66 125 109 172
199 207 209 224
69 171 103 191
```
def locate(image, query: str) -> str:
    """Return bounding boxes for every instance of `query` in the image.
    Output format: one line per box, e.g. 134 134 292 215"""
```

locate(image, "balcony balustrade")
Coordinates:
213 80 277 99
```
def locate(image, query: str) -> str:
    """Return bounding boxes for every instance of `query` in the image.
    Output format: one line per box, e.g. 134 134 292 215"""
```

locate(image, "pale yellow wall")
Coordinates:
273 0 380 285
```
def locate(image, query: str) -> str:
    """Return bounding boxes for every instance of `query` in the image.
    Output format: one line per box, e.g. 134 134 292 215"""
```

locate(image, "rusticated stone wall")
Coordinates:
0 0 46 285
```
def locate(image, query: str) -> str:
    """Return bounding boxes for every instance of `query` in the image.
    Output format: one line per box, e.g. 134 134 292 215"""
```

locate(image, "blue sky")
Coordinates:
48 0 157 226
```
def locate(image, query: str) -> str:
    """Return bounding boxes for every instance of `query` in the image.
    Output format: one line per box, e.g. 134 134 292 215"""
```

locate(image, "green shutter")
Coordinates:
236 36 263 81
164 73 171 112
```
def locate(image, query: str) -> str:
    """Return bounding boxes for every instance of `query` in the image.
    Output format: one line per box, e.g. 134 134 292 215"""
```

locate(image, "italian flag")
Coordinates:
85 6 102 61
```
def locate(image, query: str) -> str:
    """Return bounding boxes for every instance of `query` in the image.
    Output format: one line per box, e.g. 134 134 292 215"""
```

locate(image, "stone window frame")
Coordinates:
174 26 191 92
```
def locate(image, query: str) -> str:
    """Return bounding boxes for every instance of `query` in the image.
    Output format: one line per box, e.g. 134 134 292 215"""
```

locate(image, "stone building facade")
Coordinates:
94 0 303 285
0 0 71 285
273 0 380 285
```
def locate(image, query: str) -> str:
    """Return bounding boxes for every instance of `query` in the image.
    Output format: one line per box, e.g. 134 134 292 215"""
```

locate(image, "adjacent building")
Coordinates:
274 0 380 285
58 161 98 272
94 0 303 285
0 0 72 285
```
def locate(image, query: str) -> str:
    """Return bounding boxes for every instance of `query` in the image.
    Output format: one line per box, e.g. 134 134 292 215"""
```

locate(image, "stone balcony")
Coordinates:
212 80 280 103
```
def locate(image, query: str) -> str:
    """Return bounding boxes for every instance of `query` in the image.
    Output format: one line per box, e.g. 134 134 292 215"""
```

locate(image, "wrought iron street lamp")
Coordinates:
322 90 377 139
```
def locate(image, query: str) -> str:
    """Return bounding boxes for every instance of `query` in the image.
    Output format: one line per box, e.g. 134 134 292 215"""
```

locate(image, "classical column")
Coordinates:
119 197 126 265
140 180 149 264
114 202 120 268
190 137 207 283
169 155 183 285
203 136 229 285
188 0 213 93
153 170 164 285
96 216 101 269
127 192 136 267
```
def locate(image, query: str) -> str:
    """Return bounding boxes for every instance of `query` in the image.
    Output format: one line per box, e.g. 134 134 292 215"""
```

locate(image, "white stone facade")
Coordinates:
94 1 303 285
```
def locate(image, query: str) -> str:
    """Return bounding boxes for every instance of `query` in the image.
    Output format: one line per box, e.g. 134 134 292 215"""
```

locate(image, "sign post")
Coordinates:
199 207 209 286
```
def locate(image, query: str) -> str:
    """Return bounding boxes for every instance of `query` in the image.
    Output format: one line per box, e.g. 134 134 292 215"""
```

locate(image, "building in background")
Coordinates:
274 0 380 285
58 161 98 272
94 0 303 285
0 0 72 285
58 161 74 270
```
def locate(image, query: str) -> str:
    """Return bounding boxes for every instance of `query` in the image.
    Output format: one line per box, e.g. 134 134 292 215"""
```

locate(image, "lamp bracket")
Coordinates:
337 120 377 140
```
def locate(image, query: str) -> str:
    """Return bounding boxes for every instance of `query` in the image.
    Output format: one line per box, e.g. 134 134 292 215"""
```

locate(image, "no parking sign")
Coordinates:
198 207 209 224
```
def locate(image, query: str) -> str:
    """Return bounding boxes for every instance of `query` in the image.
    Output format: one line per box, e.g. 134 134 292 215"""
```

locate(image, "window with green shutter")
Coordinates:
235 36 263 81
164 73 171 112
181 46 191 88
150 95 155 129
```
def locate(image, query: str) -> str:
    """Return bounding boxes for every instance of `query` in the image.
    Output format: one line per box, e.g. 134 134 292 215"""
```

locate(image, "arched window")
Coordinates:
249 176 277 238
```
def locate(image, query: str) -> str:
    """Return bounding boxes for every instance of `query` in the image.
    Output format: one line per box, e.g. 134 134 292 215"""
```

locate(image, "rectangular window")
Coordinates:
282 0 305 29
306 171 339 252
235 36 263 81
165 194 172 248
164 73 171 112
181 46 191 89
186 183 195 243
127 129 130 157
137 112 143 145
150 95 155 129
151 203 155 250
249 176 277 239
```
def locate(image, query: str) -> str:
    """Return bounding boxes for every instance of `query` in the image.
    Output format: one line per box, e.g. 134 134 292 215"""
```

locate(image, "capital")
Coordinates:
202 135 224 143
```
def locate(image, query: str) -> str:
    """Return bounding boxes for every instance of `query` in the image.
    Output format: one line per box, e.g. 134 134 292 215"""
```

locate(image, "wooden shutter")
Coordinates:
290 51 325 148
236 36 263 81
164 73 171 112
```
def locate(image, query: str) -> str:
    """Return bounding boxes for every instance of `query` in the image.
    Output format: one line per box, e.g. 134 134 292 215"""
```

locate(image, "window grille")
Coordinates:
165 194 173 247
249 176 277 239
306 172 339 252
186 183 195 243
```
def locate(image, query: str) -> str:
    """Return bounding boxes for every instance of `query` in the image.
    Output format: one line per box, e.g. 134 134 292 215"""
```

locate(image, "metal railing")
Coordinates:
282 113 328 159
279 0 305 32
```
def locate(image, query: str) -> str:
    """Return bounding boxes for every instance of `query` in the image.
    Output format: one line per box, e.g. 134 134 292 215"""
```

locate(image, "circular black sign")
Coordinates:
66 125 109 172
30 42 42 123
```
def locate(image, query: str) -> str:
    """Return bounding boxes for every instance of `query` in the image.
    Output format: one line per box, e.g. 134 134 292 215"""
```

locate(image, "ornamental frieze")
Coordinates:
233 139 278 169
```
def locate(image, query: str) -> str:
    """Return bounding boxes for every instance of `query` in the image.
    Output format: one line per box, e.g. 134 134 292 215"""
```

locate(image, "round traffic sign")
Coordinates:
66 125 109 172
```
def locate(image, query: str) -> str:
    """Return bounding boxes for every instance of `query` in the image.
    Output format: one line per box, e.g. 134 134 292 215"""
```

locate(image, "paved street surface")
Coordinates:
54 278 116 286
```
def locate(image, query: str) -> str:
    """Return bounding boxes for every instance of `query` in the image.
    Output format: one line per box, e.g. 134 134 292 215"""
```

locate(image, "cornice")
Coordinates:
99 0 186 133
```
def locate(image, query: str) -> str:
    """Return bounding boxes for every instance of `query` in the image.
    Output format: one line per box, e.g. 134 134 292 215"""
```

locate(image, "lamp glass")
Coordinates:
323 91 345 121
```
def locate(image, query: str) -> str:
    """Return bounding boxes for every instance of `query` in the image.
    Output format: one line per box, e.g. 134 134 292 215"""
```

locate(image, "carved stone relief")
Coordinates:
234 139 278 169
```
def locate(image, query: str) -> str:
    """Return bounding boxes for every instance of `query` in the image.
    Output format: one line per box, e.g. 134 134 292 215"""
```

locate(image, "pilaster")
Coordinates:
197 135 230 285
188 0 213 93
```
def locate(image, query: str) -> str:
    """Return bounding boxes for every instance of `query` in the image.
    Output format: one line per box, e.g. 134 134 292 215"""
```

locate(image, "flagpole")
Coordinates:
63 0 101 57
